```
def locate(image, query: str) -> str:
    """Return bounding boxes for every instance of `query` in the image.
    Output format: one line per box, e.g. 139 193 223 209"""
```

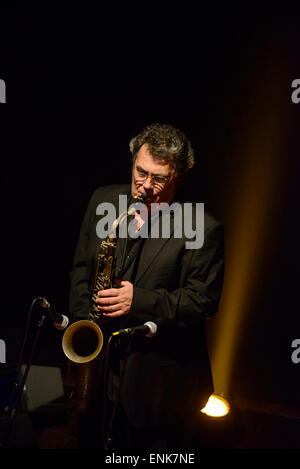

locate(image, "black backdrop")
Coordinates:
1 12 300 416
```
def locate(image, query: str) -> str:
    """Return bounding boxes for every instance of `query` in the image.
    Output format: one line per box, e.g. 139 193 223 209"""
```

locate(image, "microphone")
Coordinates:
36 297 69 330
113 321 157 338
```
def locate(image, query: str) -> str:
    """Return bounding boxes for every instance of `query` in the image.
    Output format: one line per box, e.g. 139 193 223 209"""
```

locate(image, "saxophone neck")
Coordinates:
108 195 146 239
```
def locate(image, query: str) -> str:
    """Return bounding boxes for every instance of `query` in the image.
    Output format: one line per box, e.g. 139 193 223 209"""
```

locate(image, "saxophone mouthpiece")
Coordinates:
134 194 147 204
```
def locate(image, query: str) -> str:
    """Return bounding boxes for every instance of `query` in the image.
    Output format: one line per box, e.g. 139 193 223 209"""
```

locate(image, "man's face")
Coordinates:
131 143 177 206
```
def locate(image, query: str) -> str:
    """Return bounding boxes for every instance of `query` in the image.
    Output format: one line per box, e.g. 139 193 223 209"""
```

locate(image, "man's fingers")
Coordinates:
97 288 119 297
96 281 133 318
96 296 117 306
97 304 120 312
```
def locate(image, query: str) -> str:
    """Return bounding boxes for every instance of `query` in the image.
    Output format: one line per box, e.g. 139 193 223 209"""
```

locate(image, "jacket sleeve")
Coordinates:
128 223 224 329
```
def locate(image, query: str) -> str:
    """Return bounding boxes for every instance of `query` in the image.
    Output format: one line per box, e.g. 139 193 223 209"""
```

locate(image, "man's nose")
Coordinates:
143 176 153 190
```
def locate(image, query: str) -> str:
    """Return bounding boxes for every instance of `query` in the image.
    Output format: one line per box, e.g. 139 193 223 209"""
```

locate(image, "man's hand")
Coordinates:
96 279 133 317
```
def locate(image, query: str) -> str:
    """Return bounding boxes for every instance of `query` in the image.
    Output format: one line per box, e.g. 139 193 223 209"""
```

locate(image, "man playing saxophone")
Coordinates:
69 123 224 448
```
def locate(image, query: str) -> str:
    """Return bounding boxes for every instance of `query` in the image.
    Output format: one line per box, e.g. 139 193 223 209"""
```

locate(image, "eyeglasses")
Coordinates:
134 165 170 186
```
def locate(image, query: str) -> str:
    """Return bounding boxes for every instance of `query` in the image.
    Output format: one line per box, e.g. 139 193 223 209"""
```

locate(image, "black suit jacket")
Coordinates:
69 184 224 428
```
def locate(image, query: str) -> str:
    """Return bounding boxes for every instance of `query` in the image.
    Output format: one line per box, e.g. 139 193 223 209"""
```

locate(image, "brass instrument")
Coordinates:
62 319 104 414
62 195 146 415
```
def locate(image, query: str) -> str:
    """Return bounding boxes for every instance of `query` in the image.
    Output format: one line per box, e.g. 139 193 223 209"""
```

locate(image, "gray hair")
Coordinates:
129 123 195 177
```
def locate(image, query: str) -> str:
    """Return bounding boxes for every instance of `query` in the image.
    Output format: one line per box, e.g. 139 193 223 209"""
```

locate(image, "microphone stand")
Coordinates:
102 332 133 449
1 298 47 448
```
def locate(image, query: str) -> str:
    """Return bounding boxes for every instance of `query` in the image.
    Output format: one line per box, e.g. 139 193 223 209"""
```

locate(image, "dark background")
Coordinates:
1 10 300 434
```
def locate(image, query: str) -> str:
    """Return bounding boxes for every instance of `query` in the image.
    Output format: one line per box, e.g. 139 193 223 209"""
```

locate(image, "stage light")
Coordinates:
201 394 230 417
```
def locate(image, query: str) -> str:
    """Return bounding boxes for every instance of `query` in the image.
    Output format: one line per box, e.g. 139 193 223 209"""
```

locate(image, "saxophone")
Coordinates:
62 195 146 415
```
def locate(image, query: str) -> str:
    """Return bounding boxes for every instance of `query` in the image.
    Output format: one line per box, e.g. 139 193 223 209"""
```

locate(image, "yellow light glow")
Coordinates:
201 394 230 417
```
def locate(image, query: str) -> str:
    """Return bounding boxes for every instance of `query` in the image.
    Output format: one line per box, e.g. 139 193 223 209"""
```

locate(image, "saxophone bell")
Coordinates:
62 319 104 415
62 319 103 364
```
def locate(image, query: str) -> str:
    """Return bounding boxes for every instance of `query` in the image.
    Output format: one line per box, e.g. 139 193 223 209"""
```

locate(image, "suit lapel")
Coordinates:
134 208 179 283
134 235 171 284
116 236 128 276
